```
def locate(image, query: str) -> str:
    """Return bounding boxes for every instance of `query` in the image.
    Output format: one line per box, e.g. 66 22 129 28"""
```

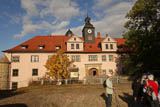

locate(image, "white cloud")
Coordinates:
51 25 83 36
39 0 80 20
14 24 41 38
104 2 133 15
56 21 70 29
91 0 136 37
14 20 70 38
14 0 136 38
14 0 80 38
93 0 113 10
51 0 135 38
21 0 38 17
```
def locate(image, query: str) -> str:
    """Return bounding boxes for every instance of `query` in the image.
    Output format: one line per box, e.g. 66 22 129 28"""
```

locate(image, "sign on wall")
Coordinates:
70 72 79 78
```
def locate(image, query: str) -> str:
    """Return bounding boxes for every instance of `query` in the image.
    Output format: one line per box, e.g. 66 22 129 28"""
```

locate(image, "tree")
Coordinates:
45 49 73 81
123 0 160 75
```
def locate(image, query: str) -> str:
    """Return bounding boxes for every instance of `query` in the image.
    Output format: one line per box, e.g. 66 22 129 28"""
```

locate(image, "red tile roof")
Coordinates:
3 35 126 53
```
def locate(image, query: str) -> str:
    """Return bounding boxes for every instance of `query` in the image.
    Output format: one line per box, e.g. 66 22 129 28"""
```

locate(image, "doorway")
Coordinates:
89 68 98 76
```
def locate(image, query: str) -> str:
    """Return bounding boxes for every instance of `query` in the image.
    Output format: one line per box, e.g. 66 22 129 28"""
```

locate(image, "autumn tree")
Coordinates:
45 49 72 81
123 0 160 75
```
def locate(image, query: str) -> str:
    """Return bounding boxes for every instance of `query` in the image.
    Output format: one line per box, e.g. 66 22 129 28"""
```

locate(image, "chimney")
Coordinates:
97 32 101 38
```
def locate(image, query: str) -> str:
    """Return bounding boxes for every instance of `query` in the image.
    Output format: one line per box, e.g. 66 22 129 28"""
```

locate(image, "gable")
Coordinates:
101 35 117 43
67 35 84 43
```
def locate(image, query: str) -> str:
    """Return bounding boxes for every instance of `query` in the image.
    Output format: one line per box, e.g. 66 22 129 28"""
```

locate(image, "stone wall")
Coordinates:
0 62 10 90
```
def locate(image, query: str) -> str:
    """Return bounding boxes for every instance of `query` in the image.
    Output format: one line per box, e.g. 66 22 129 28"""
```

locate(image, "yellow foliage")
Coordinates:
44 49 72 80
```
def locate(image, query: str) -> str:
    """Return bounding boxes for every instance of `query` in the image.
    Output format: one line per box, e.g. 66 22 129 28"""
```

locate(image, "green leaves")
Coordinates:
123 0 160 74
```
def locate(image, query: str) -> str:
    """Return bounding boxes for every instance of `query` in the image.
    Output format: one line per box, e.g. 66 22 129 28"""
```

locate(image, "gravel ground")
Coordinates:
0 83 134 107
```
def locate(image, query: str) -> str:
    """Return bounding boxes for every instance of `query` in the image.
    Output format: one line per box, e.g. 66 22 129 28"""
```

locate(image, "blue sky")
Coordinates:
0 0 136 56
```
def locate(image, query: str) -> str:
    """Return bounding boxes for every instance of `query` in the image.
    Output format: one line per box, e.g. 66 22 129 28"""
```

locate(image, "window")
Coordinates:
109 55 113 62
31 55 39 62
71 44 74 49
72 56 75 62
32 69 38 76
56 46 61 50
48 55 52 59
39 45 45 49
110 44 113 49
109 69 113 74
13 69 18 76
102 55 106 61
76 56 80 62
12 56 20 62
105 44 108 49
72 55 80 62
88 35 92 40
74 38 76 41
108 38 110 41
102 70 106 75
21 45 28 49
76 44 79 49
12 82 18 90
88 55 98 61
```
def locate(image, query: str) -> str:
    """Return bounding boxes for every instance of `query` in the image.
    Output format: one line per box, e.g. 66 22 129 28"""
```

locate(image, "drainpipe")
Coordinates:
9 52 12 90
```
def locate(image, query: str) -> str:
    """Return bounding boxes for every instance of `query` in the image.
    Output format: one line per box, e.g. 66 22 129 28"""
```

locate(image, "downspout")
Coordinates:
8 52 12 90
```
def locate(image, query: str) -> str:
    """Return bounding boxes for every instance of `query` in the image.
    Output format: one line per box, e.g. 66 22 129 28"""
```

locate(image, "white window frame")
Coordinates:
12 56 20 62
31 55 39 62
105 44 108 49
71 44 74 49
109 55 113 62
102 55 106 61
102 69 106 75
48 55 52 59
76 44 79 49
110 44 113 49
88 55 98 61
71 55 80 62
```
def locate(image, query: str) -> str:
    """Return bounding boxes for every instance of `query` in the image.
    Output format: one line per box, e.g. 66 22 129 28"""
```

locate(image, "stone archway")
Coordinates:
85 63 102 77
88 68 98 76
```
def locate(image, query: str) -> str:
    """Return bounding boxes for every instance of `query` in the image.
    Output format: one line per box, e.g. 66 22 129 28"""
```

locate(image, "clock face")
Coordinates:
87 29 92 34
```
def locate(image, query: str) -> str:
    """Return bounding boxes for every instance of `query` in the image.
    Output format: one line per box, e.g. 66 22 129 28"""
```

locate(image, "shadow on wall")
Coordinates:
0 90 25 100
100 93 108 107
0 103 27 107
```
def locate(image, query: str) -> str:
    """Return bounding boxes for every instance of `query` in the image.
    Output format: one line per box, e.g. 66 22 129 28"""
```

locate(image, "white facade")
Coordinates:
4 39 120 89
3 16 125 89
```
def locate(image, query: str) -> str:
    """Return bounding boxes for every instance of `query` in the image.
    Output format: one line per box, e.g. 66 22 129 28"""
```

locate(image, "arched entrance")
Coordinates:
88 68 98 76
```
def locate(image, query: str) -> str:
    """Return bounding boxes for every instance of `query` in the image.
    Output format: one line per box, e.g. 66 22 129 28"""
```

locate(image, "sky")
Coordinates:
0 0 136 56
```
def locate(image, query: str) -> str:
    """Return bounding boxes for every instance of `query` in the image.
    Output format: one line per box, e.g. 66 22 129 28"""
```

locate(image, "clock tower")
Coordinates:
82 16 95 43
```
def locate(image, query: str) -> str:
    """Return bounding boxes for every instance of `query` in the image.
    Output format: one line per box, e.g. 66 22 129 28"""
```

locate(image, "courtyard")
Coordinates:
0 83 136 107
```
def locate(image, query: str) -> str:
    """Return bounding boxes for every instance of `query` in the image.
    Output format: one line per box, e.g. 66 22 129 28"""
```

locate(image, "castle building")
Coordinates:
3 17 125 89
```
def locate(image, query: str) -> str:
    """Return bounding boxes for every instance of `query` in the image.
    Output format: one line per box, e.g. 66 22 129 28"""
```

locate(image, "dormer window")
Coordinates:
56 46 61 50
71 44 74 49
105 44 108 49
110 44 113 49
76 44 79 49
21 45 28 49
39 45 45 49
